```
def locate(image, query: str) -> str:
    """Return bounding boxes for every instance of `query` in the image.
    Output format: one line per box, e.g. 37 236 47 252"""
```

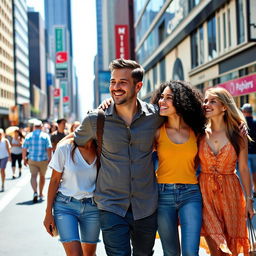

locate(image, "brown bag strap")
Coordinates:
96 109 105 176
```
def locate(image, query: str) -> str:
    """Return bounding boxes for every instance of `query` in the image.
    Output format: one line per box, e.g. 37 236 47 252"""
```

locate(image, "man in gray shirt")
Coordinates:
74 59 164 256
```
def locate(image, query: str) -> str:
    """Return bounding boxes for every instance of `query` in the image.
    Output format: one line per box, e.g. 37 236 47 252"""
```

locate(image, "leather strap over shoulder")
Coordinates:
96 109 105 175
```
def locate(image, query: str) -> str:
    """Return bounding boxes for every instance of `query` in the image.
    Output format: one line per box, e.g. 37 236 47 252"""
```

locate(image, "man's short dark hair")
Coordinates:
109 58 144 84
57 118 67 124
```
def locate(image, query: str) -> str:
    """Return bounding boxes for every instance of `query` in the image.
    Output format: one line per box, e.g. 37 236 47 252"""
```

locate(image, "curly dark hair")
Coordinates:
151 80 206 136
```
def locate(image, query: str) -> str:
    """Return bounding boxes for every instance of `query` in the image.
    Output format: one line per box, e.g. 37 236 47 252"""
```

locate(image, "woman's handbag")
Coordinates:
248 217 256 256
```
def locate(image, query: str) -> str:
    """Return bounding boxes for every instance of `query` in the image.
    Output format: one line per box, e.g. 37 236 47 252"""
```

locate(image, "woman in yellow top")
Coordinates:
151 80 206 256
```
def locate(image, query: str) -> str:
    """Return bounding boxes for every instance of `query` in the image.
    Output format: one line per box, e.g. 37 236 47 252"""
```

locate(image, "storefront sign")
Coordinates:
115 25 129 59
217 74 256 96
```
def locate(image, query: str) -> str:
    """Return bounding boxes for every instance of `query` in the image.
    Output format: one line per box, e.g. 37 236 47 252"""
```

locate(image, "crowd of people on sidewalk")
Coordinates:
0 119 80 195
1 58 256 256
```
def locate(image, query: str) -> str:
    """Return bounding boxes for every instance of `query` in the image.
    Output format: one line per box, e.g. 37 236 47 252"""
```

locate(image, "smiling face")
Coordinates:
109 68 141 105
158 86 177 116
204 92 226 119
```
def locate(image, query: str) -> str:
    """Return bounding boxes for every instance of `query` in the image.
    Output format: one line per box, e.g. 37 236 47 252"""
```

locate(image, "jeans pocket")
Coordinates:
55 193 69 204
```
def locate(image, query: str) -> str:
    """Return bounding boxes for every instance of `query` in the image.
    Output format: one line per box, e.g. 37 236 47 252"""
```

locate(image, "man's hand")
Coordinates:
98 98 112 110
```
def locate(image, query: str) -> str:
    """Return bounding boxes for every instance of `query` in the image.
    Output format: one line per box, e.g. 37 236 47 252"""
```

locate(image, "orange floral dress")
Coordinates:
198 136 250 255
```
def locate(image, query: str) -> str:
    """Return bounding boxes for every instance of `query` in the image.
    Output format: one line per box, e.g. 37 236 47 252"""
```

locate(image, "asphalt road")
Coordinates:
0 162 212 255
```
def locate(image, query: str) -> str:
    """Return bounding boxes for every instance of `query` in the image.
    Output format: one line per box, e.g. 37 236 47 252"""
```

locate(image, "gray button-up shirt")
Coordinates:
74 99 164 220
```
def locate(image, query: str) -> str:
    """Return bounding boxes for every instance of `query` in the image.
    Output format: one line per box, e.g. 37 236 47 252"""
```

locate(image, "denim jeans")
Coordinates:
157 184 202 256
99 207 157 256
53 192 100 243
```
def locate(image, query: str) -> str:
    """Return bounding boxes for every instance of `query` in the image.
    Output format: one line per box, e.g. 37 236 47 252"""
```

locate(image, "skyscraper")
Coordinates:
94 0 134 107
44 0 72 59
28 11 47 120
0 1 15 127
12 0 30 124
44 0 77 119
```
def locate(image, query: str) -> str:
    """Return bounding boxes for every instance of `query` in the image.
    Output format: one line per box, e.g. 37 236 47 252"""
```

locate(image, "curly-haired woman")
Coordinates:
151 80 206 256
199 87 253 256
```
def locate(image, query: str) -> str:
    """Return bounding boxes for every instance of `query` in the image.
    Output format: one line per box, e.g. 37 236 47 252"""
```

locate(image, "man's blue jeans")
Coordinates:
99 207 157 256
157 184 202 256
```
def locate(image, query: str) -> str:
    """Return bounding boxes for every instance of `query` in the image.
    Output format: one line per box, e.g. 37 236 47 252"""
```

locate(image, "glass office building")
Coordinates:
134 0 256 108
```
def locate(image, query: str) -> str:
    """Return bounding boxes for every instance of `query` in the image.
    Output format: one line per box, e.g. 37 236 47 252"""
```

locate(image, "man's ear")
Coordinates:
136 81 143 93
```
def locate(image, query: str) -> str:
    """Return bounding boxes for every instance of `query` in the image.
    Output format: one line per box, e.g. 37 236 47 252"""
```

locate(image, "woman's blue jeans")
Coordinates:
157 184 202 256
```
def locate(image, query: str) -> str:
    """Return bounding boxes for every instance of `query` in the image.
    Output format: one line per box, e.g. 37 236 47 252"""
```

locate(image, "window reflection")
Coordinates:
236 0 245 44
207 16 217 60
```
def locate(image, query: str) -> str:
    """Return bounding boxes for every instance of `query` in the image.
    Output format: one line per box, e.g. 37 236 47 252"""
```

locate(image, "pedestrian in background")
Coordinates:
51 119 67 152
22 119 52 203
10 129 24 178
50 122 58 134
199 87 253 255
44 138 100 256
241 103 256 197
70 121 80 133
0 129 11 192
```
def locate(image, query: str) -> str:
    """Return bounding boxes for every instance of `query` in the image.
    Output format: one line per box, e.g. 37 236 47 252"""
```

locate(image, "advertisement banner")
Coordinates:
115 25 129 59
217 74 256 96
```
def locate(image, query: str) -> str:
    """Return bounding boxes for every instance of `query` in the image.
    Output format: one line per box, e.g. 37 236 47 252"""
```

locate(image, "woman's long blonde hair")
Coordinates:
205 87 251 155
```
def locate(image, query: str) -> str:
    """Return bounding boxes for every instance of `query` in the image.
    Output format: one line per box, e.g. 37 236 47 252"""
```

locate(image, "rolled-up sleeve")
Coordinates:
74 112 96 146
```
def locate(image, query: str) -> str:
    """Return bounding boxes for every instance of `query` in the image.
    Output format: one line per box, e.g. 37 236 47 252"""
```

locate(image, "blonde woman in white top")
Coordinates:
0 129 11 192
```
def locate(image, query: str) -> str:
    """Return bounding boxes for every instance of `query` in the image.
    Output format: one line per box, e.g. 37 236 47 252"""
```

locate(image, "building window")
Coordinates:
146 80 151 94
189 0 201 11
236 0 245 44
158 20 165 44
153 65 158 88
207 16 217 60
199 26 204 65
227 9 231 47
159 58 166 82
191 30 198 68
223 13 227 49
191 26 204 68
173 58 184 80
217 16 221 52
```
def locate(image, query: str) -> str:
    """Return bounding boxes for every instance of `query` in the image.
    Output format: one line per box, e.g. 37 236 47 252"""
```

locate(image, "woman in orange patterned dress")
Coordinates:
199 87 254 256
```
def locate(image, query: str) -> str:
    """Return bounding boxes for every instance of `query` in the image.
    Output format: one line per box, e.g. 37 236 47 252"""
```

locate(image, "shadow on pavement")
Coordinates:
16 199 45 205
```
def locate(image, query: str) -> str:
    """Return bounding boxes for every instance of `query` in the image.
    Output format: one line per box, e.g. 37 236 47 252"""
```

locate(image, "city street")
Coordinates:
0 162 238 256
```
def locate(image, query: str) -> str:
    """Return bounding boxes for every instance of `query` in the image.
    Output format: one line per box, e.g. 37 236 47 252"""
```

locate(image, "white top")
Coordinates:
11 138 22 154
0 139 10 159
49 143 97 200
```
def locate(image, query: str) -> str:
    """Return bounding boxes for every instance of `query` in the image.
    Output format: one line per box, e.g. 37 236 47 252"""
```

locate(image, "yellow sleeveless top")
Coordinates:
156 124 198 184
